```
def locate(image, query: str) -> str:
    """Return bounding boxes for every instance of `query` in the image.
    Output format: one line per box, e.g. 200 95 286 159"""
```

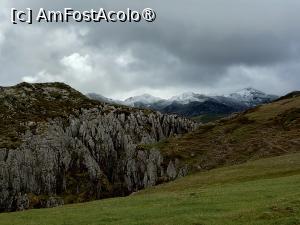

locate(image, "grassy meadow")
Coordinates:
1 153 300 225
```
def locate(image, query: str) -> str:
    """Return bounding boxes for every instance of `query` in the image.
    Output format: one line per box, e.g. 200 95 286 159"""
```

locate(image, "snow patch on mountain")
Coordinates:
86 93 123 105
169 92 210 105
88 88 278 114
124 94 163 106
228 88 277 106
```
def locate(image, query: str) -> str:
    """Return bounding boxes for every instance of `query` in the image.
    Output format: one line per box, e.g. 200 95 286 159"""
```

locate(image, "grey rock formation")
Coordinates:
0 88 197 212
167 161 177 179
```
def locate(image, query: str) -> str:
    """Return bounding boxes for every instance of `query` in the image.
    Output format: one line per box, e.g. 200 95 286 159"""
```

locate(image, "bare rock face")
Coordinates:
167 161 177 179
0 83 197 212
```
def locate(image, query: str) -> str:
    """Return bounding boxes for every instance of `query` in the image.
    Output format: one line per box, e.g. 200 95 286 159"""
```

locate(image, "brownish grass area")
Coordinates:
152 95 300 171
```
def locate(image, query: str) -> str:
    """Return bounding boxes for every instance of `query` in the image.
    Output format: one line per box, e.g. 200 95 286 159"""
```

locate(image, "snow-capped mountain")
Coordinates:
169 92 210 104
86 93 123 105
228 88 278 107
87 88 278 123
124 94 163 107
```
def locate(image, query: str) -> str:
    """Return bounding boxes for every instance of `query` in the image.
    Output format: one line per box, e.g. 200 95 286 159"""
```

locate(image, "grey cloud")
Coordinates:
0 0 300 99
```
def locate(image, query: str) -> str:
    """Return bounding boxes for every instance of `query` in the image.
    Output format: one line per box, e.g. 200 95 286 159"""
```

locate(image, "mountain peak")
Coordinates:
86 93 121 104
236 87 264 94
124 94 162 106
169 92 209 104
1 82 87 103
229 87 277 106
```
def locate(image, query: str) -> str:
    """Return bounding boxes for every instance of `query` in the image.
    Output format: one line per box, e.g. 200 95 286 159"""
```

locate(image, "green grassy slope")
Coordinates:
152 94 300 171
1 153 300 225
191 113 228 123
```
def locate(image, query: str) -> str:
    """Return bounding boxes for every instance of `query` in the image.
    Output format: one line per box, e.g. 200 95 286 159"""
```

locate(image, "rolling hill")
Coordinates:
144 91 300 172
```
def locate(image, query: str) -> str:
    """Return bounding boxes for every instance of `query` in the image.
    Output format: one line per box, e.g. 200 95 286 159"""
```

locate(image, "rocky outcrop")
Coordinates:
0 83 197 212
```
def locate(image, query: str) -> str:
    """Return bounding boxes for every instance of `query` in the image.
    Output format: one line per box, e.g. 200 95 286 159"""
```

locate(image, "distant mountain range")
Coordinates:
87 88 278 123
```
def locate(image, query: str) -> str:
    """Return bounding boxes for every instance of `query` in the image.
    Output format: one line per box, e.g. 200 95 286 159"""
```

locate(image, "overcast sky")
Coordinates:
0 0 300 99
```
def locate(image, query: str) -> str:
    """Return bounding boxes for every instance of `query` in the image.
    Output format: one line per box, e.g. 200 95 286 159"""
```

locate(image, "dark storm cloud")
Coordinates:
0 0 300 98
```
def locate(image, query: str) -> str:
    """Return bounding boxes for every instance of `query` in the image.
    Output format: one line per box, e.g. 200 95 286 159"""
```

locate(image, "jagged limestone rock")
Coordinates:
167 161 177 179
0 83 198 212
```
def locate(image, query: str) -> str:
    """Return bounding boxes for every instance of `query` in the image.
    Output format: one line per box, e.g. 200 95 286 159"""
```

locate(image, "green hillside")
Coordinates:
1 153 300 225
151 93 300 171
